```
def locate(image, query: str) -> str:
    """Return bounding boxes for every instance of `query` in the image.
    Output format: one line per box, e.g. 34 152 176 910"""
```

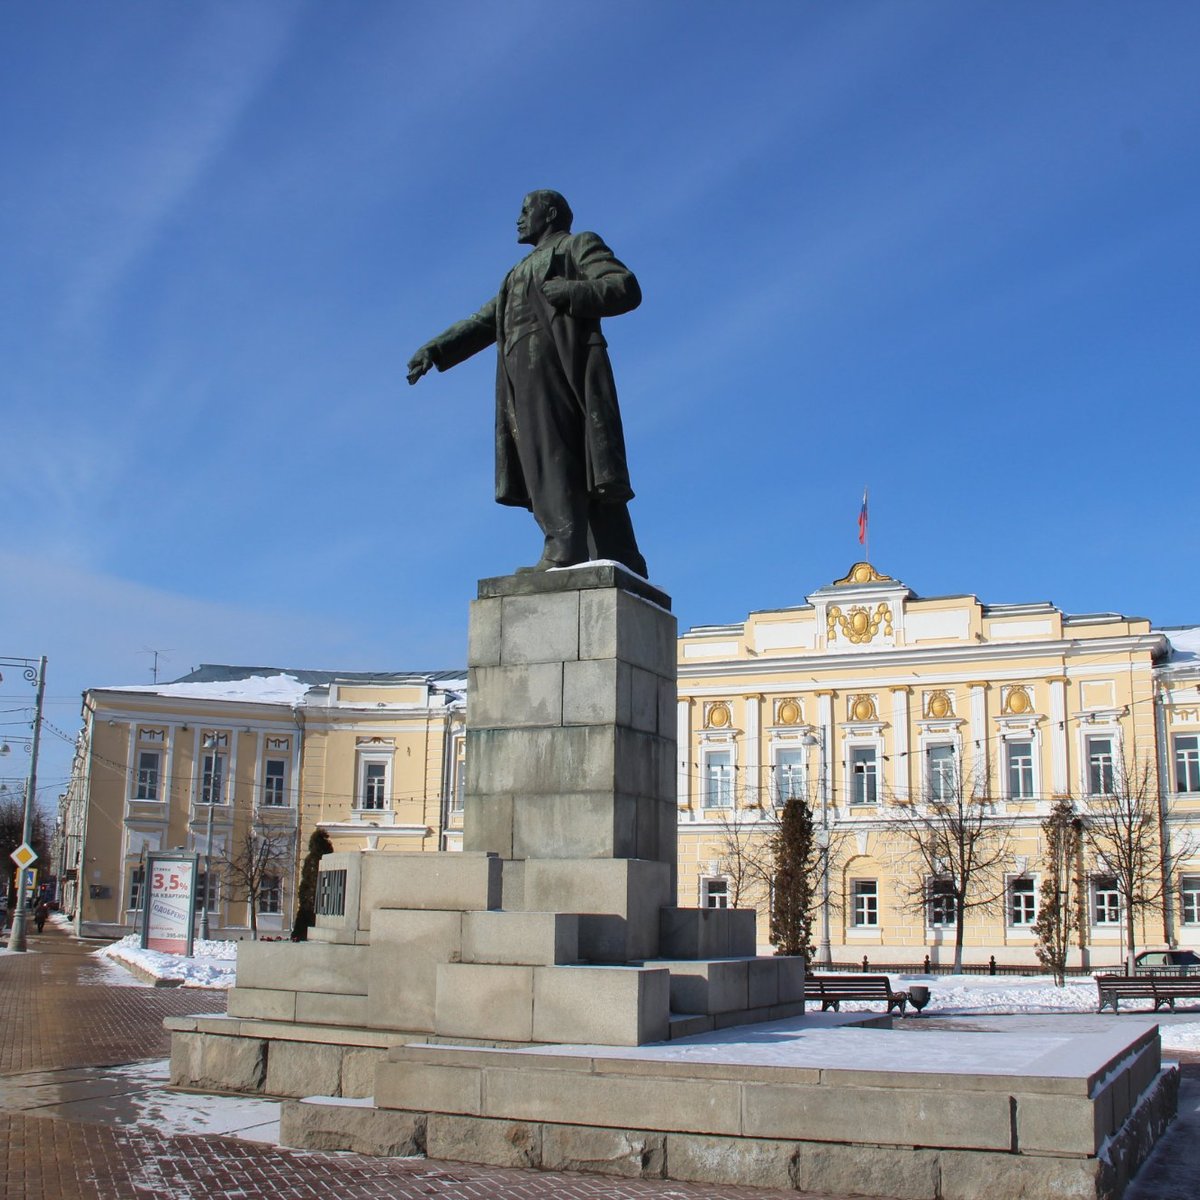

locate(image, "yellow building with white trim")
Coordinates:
58 568 1200 968
59 667 465 939
677 563 1200 969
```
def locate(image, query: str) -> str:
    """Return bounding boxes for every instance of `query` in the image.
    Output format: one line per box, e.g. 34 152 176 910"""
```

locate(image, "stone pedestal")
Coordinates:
463 564 677 883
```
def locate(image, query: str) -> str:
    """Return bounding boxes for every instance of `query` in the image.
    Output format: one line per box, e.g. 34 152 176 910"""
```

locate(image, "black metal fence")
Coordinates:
820 954 1106 978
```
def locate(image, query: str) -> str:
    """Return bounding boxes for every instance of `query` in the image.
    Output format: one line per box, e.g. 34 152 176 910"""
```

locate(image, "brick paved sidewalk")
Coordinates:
4 922 1197 1199
0 924 844 1200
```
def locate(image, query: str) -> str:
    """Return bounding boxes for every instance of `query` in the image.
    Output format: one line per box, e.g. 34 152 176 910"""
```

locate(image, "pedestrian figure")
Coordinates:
35 901 49 933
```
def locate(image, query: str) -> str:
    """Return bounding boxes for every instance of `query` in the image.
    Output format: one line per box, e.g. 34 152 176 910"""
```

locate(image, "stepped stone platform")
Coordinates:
167 565 1177 1196
171 566 804 1084
279 1015 1177 1198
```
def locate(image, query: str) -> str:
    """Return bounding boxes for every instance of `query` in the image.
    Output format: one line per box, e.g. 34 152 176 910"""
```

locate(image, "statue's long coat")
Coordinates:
424 230 641 509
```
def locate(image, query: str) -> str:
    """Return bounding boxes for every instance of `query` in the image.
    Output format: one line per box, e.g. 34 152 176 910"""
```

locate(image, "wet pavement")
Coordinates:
2 920 1199 1198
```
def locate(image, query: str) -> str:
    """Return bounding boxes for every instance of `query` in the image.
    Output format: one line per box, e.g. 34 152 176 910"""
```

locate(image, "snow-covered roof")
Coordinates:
1158 626 1200 664
96 664 467 706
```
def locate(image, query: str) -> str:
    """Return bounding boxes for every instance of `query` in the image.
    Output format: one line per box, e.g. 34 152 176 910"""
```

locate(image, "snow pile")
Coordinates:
97 934 238 988
112 673 311 704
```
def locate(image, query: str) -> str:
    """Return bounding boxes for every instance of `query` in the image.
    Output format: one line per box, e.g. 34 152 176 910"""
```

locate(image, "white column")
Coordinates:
817 692 834 808
676 699 691 813
1049 678 1068 794
969 683 989 789
744 695 761 809
891 688 909 801
124 724 137 806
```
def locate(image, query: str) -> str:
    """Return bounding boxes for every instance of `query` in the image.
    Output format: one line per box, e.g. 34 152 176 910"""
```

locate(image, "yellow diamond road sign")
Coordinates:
11 843 37 870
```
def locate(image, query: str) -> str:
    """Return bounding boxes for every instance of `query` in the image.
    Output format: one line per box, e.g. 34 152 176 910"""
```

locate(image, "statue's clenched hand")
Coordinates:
407 348 434 385
541 279 572 311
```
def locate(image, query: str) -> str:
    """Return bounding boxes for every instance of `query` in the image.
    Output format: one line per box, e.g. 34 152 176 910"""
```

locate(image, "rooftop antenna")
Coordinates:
139 648 174 684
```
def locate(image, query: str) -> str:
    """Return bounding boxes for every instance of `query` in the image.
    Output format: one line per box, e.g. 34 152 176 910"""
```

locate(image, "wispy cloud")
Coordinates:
61 6 300 333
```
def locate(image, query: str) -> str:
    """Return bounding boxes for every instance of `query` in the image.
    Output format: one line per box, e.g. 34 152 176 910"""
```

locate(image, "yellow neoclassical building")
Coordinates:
676 562 1200 968
58 667 465 939
57 566 1200 968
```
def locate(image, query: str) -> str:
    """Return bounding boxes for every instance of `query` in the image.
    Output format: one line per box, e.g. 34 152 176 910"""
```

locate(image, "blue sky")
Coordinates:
2 2 1198 804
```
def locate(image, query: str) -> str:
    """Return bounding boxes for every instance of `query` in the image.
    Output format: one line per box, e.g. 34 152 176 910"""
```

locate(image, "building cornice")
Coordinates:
678 633 1166 681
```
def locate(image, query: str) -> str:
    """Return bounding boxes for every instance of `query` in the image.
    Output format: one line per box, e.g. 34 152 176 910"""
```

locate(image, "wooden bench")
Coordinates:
1095 974 1200 1014
804 974 908 1014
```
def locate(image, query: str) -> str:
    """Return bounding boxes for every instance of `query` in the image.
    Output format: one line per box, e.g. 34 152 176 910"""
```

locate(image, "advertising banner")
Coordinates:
141 853 198 956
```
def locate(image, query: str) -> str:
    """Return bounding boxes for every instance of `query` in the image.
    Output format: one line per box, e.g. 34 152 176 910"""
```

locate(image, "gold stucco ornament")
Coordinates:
828 602 893 644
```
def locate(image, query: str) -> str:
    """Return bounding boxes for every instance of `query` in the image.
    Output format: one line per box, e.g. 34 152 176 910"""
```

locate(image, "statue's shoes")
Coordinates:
515 555 582 574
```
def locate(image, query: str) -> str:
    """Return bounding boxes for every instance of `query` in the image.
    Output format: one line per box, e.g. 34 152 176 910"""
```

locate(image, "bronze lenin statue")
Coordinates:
407 191 647 577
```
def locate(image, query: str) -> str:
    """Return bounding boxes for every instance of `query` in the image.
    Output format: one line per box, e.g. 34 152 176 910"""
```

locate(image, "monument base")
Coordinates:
281 1016 1176 1200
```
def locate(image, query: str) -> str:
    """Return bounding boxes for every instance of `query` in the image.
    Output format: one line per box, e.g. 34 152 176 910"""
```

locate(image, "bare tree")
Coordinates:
711 809 775 910
892 760 1013 973
1083 755 1192 974
1033 797 1086 985
221 826 293 941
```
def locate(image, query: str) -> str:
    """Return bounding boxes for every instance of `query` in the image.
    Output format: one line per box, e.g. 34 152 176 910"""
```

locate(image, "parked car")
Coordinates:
1134 949 1200 975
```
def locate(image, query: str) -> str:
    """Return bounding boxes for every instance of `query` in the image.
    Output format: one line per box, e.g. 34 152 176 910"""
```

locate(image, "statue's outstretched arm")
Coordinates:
407 297 499 385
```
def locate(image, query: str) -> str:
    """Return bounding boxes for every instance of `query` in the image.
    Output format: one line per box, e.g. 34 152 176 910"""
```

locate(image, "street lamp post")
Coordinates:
3 655 47 953
199 736 219 941
802 728 832 966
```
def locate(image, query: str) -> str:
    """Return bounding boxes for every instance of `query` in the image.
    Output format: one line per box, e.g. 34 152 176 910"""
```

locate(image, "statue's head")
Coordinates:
517 190 573 245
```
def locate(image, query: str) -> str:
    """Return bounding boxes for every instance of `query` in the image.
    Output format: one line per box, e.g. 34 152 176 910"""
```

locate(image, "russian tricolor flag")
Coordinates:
857 488 868 546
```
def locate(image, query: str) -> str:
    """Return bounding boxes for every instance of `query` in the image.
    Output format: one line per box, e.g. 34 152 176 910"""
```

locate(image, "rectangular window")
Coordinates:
359 759 389 810
1009 877 1037 926
1181 875 1200 926
258 875 282 915
852 879 878 927
1087 737 1115 796
262 758 288 806
135 751 161 801
850 746 877 805
704 750 733 808
928 877 957 927
1006 740 1035 800
1175 736 1200 794
1093 876 1121 925
201 753 226 805
451 743 466 813
703 878 729 909
196 871 219 913
128 865 145 911
927 744 955 802
774 748 805 804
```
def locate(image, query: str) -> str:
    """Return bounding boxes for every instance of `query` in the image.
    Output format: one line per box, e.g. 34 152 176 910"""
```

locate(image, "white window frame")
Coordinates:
1008 876 1038 927
848 744 879 806
450 733 466 814
1174 735 1200 795
258 874 282 915
1005 739 1036 801
201 751 227 806
1180 874 1200 926
261 757 288 807
128 864 145 912
357 754 391 812
703 748 734 810
196 870 221 913
926 743 956 803
772 746 806 805
927 877 957 928
852 878 878 927
1092 875 1121 926
702 877 730 909
1084 734 1117 798
134 750 161 802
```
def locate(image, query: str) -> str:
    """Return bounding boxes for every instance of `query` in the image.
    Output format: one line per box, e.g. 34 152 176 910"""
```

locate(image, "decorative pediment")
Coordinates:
833 562 892 586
